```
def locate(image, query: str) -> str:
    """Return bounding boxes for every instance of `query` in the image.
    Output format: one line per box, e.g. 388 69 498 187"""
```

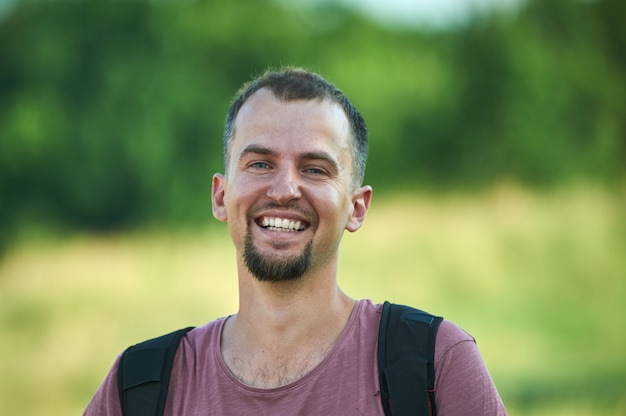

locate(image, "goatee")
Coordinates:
243 231 312 282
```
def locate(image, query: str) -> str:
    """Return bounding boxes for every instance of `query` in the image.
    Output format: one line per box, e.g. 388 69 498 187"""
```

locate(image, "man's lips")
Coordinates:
257 216 307 232
249 203 316 233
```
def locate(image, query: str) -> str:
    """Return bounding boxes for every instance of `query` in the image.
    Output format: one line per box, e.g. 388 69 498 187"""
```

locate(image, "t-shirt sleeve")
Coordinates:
434 320 507 416
83 356 123 416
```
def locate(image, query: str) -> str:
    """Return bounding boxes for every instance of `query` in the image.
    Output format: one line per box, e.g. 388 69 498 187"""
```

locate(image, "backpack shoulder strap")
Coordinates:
377 301 443 416
117 327 194 416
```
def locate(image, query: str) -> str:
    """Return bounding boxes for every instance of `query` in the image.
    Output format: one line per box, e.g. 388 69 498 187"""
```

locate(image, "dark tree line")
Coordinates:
0 0 624 249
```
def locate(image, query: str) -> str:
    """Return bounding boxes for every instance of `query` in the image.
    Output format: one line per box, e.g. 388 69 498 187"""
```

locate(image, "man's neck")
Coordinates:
221 269 355 388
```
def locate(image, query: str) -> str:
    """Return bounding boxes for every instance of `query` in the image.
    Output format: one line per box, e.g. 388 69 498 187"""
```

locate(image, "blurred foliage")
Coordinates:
0 0 624 247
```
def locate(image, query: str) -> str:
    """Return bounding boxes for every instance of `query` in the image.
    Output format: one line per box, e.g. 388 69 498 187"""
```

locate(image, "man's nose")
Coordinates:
267 167 302 204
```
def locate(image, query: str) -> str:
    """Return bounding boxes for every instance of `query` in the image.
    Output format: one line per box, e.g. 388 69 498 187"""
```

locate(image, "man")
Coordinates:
85 68 506 415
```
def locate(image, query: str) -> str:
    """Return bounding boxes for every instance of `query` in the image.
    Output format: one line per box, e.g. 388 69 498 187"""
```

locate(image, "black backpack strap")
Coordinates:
378 301 443 416
117 327 194 416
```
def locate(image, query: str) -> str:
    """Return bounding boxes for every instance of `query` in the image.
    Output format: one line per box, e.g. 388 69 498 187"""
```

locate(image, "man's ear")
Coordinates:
212 173 228 222
346 185 372 232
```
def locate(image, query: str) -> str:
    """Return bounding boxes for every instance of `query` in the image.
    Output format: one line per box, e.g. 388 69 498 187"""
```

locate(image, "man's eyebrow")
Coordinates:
301 151 340 171
238 144 275 161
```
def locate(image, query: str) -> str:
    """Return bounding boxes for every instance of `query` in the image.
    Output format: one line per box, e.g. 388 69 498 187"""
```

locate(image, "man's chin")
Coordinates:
244 237 313 282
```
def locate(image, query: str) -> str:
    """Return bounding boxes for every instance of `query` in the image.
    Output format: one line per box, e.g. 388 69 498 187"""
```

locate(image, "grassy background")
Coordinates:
1 183 625 415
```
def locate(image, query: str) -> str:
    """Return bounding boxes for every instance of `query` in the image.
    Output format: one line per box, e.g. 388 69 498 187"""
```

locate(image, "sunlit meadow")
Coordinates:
1 183 624 415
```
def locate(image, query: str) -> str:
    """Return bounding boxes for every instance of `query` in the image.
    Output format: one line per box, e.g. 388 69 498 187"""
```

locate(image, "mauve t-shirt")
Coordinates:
85 300 506 415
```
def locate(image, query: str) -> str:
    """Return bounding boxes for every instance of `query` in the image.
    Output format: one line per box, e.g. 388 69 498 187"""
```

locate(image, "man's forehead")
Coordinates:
231 94 348 144
235 88 347 129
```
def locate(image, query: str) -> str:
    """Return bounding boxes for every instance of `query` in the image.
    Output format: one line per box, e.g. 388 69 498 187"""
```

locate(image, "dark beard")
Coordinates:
243 231 312 282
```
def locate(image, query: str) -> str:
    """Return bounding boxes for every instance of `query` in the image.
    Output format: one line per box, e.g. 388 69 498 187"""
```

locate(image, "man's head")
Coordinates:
223 67 368 187
213 68 372 283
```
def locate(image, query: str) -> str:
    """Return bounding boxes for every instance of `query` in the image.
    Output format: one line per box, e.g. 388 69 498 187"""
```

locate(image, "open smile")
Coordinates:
257 216 309 232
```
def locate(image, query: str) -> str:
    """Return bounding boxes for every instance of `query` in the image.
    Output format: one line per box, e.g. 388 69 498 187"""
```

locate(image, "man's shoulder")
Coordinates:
372 301 475 361
433 319 476 365
437 319 475 344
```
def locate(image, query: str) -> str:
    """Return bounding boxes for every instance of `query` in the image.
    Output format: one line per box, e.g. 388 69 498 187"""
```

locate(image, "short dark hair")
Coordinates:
223 67 368 185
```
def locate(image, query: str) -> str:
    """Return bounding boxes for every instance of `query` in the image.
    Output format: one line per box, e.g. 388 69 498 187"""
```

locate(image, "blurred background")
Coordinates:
0 0 624 414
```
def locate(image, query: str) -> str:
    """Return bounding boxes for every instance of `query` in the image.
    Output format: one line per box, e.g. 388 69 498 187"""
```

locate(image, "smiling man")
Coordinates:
215 86 368 287
85 68 506 415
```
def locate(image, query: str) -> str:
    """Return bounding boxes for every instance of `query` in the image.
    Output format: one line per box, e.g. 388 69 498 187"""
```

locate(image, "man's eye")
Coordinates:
250 162 270 169
305 167 325 175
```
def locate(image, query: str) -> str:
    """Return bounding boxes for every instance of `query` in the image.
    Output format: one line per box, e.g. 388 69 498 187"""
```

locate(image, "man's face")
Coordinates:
212 88 371 282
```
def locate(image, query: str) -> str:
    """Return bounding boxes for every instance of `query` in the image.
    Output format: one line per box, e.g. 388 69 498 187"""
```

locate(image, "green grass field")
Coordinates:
1 183 624 415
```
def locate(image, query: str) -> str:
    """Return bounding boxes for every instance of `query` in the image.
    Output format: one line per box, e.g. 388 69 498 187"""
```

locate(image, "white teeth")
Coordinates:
261 217 305 231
